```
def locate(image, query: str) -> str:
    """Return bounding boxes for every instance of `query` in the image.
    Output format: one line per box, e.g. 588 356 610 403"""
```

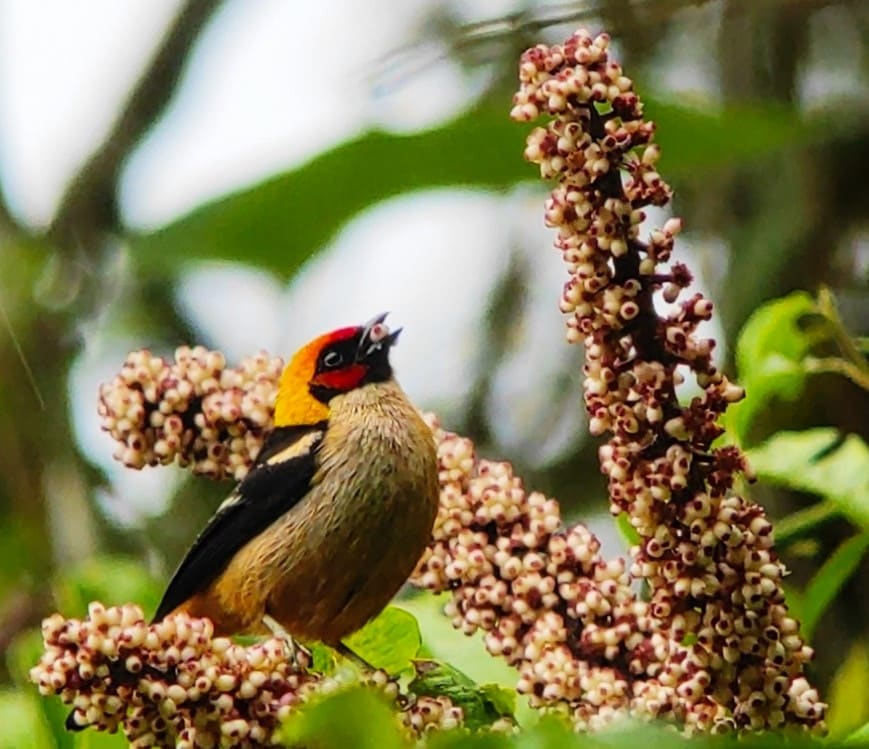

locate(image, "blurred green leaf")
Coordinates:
342 605 421 675
426 730 511 749
6 630 75 749
132 98 529 278
649 99 813 174
0 689 54 749
501 716 583 749
279 686 406 749
410 660 515 731
52 556 161 619
746 429 869 531
773 500 839 547
310 642 337 674
72 730 128 749
615 513 641 546
728 292 817 441
6 628 43 689
845 720 869 745
133 96 815 280
796 532 869 641
827 640 869 739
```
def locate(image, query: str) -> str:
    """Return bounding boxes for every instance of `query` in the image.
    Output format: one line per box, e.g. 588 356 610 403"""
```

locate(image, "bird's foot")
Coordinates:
335 644 419 711
262 614 311 669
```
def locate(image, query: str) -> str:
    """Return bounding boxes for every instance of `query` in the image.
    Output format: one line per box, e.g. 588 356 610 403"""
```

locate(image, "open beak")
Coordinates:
357 312 401 361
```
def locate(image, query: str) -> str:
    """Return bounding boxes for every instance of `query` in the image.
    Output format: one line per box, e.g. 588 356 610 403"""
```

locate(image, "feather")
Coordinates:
151 422 326 622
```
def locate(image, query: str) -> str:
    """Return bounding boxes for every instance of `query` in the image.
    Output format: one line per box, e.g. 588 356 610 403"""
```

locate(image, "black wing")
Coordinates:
151 422 327 622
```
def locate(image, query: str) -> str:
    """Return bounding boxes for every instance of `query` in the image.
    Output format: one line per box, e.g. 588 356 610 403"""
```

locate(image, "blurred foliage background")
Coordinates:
0 0 866 746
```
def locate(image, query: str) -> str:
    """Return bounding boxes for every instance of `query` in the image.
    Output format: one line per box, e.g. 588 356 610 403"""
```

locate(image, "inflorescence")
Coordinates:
500 27 823 732
30 603 468 747
411 416 823 733
98 347 284 481
32 25 826 746
32 603 318 748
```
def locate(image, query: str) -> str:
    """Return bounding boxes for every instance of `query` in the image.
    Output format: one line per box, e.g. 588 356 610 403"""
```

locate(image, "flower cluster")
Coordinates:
403 695 464 734
31 603 470 747
507 28 825 732
98 347 284 480
31 603 319 748
412 415 661 731
410 418 824 733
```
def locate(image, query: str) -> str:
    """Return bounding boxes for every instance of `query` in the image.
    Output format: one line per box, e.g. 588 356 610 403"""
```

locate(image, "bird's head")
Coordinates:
274 313 402 426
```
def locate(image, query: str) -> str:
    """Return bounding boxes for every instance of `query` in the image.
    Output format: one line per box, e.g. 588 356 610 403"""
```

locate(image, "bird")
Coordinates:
150 313 440 653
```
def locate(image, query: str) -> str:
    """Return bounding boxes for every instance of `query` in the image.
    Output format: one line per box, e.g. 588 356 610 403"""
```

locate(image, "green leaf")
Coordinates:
0 690 55 749
650 98 813 175
52 556 161 619
279 686 406 749
503 715 583 749
747 429 869 531
8 629 84 749
132 96 816 280
773 500 840 546
72 730 128 749
132 98 529 278
479 683 516 719
845 720 869 745
426 733 510 749
796 532 869 641
397 594 535 727
497 716 699 749
728 292 818 441
310 643 337 674
827 640 869 739
615 513 641 547
410 660 515 731
342 606 422 675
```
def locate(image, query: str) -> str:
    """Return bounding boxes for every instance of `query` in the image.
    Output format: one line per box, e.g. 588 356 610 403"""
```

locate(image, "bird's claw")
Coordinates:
262 614 310 669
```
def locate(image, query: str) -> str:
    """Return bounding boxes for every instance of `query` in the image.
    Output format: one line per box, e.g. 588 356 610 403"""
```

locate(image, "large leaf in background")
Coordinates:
7 630 127 749
826 640 869 740
746 429 869 531
52 556 162 619
132 98 528 279
0 689 53 749
793 531 869 641
727 292 817 442
131 95 811 278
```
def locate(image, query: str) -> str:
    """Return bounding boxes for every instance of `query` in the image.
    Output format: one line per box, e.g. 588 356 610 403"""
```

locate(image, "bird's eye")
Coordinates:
323 351 343 369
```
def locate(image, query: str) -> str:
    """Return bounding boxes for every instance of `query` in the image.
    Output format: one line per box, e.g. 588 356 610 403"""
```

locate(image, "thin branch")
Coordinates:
48 0 225 252
0 178 19 237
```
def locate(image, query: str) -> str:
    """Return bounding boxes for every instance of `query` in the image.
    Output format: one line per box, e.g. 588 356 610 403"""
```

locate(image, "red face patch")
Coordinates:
310 363 367 393
323 326 361 345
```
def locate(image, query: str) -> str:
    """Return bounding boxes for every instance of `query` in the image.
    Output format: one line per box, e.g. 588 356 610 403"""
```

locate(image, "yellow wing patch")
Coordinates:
265 429 324 466
217 491 244 514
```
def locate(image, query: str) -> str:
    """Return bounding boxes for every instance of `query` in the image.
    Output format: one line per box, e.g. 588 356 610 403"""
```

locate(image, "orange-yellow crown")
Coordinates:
273 326 360 427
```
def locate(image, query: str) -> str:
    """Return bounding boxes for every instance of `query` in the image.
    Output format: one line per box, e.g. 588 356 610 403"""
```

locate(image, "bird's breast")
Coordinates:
246 381 439 643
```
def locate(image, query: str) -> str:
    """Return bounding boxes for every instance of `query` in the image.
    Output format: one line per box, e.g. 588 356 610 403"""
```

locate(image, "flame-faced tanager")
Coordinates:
152 313 439 648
